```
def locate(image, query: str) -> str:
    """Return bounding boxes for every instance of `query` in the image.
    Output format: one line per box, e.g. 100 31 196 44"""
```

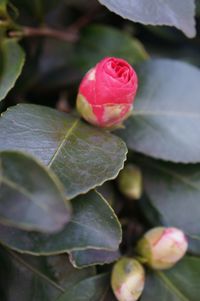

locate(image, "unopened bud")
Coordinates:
76 57 138 128
118 164 142 200
111 257 145 301
137 227 188 270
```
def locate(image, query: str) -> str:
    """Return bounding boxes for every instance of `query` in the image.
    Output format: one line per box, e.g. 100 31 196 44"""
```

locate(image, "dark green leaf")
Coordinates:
102 289 116 301
188 236 200 256
47 255 95 289
141 256 200 301
141 159 200 236
117 59 200 163
139 194 163 227
98 0 196 38
0 191 122 254
0 39 25 101
197 1 200 16
139 194 200 256
56 273 109 301
69 249 120 268
0 104 127 199
138 158 200 254
74 24 148 72
0 247 95 301
0 151 71 233
96 182 115 206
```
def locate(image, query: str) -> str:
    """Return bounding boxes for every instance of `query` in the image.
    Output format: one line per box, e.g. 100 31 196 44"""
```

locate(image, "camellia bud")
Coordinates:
118 164 142 200
137 227 188 270
76 57 138 128
111 257 145 301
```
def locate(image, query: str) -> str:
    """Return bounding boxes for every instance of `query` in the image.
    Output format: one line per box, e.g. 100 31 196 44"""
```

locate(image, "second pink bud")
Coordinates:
137 227 188 270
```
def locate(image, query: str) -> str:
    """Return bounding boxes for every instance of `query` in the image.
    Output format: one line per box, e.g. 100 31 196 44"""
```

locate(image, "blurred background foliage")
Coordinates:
0 1 200 300
1 0 199 113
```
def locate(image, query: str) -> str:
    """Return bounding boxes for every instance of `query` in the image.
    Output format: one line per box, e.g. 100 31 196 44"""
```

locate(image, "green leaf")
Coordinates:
102 289 116 301
96 182 115 206
0 247 95 301
0 39 25 101
197 1 200 16
0 0 8 13
0 151 71 233
35 24 148 91
56 273 109 301
0 104 127 199
141 256 200 301
188 236 200 256
117 59 200 163
0 191 122 254
139 158 200 252
74 24 148 72
47 255 95 289
69 249 120 268
98 0 196 38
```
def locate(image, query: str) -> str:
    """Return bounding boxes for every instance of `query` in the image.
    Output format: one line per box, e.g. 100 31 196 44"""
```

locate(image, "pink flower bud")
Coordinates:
111 257 145 301
76 57 138 128
137 227 188 270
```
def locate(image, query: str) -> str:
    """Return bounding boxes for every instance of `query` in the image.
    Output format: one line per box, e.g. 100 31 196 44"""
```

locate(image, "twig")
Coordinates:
8 5 101 42
9 26 79 42
66 12 93 34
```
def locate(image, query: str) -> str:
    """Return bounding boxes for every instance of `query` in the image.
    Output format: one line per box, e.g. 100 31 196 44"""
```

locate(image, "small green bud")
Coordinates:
137 227 188 270
118 164 142 200
111 257 145 301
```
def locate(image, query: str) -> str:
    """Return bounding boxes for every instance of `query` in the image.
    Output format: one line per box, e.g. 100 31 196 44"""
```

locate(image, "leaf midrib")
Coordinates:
145 161 200 193
8 249 64 293
156 271 189 301
1 176 49 211
48 119 80 167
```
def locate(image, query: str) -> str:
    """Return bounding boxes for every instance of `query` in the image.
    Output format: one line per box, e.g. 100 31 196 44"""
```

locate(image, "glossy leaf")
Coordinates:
0 104 127 199
141 159 200 239
96 182 115 206
74 24 148 72
141 256 200 301
139 195 200 256
187 237 200 256
0 191 122 254
0 247 95 301
0 39 25 101
138 158 200 255
0 151 71 233
98 0 196 38
47 255 95 289
69 249 120 268
117 59 200 163
57 273 109 301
